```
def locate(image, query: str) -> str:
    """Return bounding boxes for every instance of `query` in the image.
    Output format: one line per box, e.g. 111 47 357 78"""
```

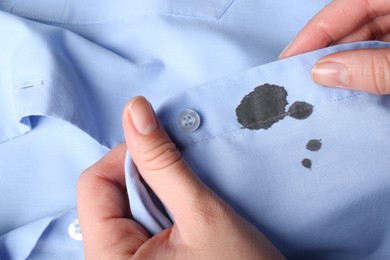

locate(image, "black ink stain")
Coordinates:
236 84 315 130
306 139 322 152
236 84 318 170
302 158 312 169
302 139 322 169
236 84 288 130
288 101 313 119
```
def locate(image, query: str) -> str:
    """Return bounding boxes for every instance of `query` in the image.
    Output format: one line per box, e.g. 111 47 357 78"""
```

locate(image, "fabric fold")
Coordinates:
0 212 63 259
0 10 164 148
125 153 172 235
0 210 84 260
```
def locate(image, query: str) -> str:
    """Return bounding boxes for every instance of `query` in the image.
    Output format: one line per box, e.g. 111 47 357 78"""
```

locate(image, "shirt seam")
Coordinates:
10 8 222 25
60 0 70 22
216 0 235 19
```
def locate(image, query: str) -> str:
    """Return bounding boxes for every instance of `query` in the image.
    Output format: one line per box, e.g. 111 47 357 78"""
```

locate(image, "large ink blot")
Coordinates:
236 84 314 130
236 84 288 130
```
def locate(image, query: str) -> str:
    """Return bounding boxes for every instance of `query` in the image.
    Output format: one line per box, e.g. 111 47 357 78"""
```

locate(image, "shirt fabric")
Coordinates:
127 41 390 260
0 0 389 259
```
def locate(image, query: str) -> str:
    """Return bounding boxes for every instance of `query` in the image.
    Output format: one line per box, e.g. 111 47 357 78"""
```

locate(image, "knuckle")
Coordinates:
369 51 390 95
138 140 183 172
315 19 336 45
76 167 101 197
77 162 113 194
77 169 89 190
361 0 380 19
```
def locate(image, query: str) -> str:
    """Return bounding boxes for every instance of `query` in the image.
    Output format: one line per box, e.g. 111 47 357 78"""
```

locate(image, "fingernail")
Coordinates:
278 42 292 59
128 96 158 135
312 61 349 88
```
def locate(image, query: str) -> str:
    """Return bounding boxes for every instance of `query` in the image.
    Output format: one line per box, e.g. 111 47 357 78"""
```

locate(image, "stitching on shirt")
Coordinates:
14 80 44 92
317 92 365 106
10 8 219 25
183 92 368 149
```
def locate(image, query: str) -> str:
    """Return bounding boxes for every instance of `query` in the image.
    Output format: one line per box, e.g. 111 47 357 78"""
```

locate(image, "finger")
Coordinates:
122 96 217 227
122 97 287 259
279 0 390 58
77 144 149 259
78 144 128 220
336 15 390 44
312 48 390 95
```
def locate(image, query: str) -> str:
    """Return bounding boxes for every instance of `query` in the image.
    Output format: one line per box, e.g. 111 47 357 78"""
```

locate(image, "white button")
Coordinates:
68 219 82 241
177 109 201 132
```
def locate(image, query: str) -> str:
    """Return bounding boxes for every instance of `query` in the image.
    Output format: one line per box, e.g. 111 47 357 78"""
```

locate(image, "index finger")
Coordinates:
280 0 390 58
77 144 149 258
77 143 129 223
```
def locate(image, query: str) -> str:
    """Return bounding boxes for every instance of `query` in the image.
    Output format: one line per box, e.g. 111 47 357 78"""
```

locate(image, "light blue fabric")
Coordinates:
127 41 390 260
1 0 389 259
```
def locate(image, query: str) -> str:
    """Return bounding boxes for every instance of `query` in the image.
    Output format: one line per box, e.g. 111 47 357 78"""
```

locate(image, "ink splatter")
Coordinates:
236 84 314 130
302 139 322 170
235 83 320 171
236 84 288 130
302 158 312 169
288 101 313 119
306 139 322 152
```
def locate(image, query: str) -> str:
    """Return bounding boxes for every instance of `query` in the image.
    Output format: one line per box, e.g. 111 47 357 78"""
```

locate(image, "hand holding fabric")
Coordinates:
77 96 285 259
280 0 390 95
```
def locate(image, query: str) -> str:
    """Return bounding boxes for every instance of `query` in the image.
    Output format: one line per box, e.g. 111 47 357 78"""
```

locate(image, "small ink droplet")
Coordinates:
288 101 313 119
306 139 322 151
302 158 312 169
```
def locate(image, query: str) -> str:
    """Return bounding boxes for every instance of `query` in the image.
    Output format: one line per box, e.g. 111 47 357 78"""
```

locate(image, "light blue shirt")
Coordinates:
127 41 390 260
1 0 389 259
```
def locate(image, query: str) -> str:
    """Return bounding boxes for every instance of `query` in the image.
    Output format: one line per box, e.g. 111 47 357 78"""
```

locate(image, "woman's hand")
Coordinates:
77 96 285 259
280 0 390 95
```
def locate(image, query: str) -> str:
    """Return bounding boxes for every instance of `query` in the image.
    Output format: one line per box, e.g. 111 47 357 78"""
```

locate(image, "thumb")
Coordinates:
312 48 390 95
122 96 215 228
